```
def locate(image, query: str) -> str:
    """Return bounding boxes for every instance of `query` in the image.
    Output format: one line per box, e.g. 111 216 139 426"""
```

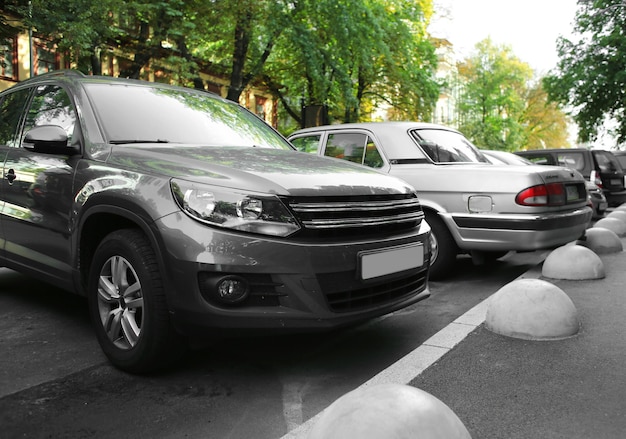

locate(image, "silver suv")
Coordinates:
0 72 430 372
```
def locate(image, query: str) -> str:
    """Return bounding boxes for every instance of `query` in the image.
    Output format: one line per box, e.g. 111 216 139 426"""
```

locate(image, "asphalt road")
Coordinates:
0 251 545 439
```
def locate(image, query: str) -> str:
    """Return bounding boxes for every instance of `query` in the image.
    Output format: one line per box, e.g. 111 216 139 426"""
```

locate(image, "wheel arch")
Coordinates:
420 204 464 249
76 205 165 296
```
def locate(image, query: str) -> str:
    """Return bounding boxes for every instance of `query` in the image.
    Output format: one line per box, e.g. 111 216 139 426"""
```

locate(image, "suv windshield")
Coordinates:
84 83 292 149
411 128 488 163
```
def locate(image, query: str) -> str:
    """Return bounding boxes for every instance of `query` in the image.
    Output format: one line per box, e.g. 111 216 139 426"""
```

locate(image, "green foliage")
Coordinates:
520 80 571 149
457 38 534 150
14 0 124 73
10 0 439 128
269 0 439 124
544 0 626 144
1 1 29 37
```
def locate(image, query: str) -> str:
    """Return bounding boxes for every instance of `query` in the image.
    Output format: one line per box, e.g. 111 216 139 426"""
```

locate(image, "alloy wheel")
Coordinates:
96 255 144 350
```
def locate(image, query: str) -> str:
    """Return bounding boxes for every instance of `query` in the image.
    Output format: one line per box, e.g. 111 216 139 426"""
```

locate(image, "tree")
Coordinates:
13 0 123 74
520 81 571 149
266 0 439 127
189 0 289 101
1 0 28 39
456 38 533 151
12 0 204 81
10 0 439 129
543 0 626 144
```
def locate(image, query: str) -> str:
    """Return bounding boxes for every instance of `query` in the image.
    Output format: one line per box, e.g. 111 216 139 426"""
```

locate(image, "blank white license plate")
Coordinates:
611 179 621 185
566 185 580 201
360 244 424 280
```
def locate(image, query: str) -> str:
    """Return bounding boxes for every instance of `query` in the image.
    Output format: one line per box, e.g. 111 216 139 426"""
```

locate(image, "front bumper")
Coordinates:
442 207 593 252
154 213 431 335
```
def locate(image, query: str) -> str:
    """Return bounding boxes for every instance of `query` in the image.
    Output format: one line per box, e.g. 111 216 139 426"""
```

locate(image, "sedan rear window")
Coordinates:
84 83 292 150
410 128 488 163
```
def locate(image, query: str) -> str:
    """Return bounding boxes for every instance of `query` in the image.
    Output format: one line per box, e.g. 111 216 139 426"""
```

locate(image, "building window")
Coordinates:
0 37 17 80
255 96 267 120
206 82 221 95
34 42 58 75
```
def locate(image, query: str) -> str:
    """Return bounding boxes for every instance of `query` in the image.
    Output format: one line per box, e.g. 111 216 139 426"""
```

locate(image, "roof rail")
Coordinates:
29 69 86 79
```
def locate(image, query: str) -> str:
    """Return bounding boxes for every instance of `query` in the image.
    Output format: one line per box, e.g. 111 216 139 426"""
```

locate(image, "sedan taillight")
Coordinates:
516 183 566 206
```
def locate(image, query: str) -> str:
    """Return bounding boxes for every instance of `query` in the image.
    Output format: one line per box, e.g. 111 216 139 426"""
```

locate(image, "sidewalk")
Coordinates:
283 236 626 439
410 245 626 439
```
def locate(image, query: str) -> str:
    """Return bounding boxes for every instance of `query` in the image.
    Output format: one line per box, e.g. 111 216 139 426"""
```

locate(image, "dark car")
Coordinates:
515 148 626 207
0 71 431 372
289 123 592 279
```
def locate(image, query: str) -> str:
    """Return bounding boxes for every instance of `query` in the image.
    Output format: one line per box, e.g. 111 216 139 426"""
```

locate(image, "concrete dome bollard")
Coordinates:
542 244 605 280
577 227 623 254
593 217 626 237
606 210 626 223
485 278 580 340
307 384 472 439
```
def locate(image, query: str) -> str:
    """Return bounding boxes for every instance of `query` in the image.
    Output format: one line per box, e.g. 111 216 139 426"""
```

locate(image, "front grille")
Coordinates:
287 193 423 239
318 270 428 313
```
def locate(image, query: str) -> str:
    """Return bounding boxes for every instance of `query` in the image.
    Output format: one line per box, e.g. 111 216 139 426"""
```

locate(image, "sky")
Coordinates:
429 0 581 75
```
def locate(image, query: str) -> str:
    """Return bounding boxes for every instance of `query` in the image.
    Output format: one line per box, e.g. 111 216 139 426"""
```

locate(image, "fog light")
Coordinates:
216 276 249 305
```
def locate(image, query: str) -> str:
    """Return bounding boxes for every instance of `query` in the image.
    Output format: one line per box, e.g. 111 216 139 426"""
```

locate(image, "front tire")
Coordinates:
87 229 185 373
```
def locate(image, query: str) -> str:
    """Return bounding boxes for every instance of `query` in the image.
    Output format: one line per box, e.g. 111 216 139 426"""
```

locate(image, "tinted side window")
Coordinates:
291 135 321 154
0 88 31 147
325 133 367 164
556 152 585 171
22 85 76 147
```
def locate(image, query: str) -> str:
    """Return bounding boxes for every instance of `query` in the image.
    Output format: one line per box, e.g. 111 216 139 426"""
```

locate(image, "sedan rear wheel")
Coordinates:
425 211 458 280
88 229 185 373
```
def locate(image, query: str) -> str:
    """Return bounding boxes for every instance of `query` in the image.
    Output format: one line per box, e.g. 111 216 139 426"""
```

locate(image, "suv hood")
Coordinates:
105 145 414 196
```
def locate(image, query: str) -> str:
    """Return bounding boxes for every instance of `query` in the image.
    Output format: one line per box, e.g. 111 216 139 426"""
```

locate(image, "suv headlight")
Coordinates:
171 179 300 237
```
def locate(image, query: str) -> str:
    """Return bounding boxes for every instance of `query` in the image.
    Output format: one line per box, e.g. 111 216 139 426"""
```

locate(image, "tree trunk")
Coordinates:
226 12 252 102
90 53 102 76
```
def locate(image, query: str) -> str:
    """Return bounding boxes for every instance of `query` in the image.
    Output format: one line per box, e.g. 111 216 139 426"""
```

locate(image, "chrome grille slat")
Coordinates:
291 198 422 212
286 194 423 237
301 211 424 229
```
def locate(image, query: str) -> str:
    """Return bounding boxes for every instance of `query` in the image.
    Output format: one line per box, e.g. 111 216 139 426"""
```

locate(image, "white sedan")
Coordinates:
289 122 593 279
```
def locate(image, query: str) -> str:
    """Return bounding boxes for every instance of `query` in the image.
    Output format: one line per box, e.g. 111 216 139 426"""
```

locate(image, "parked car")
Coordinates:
481 149 607 219
514 148 626 207
289 122 592 279
0 71 431 373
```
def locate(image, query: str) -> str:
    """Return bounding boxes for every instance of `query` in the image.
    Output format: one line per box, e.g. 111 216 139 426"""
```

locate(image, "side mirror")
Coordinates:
23 125 80 155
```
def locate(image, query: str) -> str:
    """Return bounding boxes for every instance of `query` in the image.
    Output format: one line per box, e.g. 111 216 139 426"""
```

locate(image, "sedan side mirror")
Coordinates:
23 125 80 155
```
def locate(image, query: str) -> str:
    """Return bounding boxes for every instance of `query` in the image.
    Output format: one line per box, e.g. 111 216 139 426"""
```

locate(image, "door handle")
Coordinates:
5 168 16 184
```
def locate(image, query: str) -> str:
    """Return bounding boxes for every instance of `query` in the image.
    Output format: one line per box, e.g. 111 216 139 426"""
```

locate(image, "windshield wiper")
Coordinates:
109 139 170 144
